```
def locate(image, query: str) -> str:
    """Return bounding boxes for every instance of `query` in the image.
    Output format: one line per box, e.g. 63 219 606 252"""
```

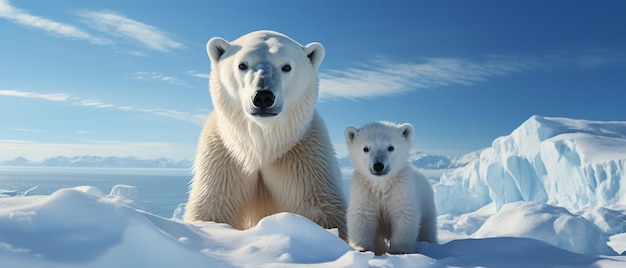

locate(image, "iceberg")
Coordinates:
435 115 626 215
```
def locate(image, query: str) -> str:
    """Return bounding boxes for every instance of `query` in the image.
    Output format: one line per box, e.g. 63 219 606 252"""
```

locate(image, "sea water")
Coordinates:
0 166 356 219
0 166 191 218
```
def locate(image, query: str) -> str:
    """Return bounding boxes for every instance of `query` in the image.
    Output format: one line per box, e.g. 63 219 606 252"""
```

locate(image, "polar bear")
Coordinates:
184 30 347 239
344 121 437 255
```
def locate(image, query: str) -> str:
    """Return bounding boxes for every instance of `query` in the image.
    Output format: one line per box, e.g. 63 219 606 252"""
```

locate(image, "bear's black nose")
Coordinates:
253 90 275 108
373 163 385 172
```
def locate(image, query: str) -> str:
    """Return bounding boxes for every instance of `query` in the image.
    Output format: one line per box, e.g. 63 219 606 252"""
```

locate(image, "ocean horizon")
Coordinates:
0 166 192 218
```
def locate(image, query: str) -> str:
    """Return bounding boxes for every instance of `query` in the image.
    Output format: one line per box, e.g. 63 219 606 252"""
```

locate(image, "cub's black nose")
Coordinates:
373 163 385 172
253 90 275 108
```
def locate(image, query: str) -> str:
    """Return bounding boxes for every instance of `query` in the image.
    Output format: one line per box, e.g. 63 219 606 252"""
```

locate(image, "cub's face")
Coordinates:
345 122 414 178
206 31 325 124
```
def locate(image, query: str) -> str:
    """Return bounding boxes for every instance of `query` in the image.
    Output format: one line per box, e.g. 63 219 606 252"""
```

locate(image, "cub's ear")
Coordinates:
399 123 414 140
207 37 230 62
303 42 325 69
344 127 358 144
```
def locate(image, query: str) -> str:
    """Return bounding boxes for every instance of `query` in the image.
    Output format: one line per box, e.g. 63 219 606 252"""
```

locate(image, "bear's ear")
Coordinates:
303 42 325 69
344 127 358 144
399 123 414 140
207 37 231 62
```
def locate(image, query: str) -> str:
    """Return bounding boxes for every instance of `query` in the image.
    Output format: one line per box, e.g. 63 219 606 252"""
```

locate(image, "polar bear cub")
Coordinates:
345 121 437 255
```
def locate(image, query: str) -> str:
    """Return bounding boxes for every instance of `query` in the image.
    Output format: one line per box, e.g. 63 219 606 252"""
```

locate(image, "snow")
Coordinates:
2 115 626 267
472 201 614 255
1 186 625 267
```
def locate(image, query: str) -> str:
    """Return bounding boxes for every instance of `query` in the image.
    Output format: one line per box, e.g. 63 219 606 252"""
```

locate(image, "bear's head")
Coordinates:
206 30 325 125
345 122 414 178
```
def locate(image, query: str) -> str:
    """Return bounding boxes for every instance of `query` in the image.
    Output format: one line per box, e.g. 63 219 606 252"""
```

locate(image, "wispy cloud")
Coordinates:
0 89 71 101
78 10 184 52
186 70 210 80
319 56 530 100
133 72 191 87
1 89 206 125
319 50 625 100
71 98 206 125
10 128 46 133
0 0 110 45
0 1 182 53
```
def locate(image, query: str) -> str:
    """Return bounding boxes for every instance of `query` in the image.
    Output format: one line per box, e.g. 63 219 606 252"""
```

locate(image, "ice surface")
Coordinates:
107 184 138 206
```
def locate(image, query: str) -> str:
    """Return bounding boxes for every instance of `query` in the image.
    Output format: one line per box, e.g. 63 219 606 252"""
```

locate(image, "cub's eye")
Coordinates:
281 64 291 72
363 147 370 153
238 63 248 70
388 146 395 152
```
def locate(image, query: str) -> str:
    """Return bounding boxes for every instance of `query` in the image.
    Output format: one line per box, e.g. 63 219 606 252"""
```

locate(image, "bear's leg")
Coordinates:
261 163 347 239
387 209 420 254
184 116 260 229
347 201 378 252
240 173 280 227
184 167 258 229
261 116 347 239
418 206 438 243
417 174 438 244
374 231 389 256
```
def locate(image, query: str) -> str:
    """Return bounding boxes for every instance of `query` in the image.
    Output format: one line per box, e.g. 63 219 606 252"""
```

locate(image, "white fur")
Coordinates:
185 30 346 239
345 121 437 255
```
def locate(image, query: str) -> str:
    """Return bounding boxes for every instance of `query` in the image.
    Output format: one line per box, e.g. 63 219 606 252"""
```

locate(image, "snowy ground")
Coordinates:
0 187 626 267
2 116 626 267
0 185 625 268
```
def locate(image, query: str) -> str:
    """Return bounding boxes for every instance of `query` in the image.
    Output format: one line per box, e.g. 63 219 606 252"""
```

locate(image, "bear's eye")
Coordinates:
238 63 248 70
363 147 369 153
281 64 291 72
388 146 395 152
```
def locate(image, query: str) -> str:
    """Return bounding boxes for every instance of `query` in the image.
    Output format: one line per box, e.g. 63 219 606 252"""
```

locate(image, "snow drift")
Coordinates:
435 115 626 215
1 186 625 267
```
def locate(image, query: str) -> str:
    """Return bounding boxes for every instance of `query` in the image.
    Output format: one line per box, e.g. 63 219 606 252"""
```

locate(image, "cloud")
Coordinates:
318 56 531 100
71 99 206 125
10 128 46 133
79 10 184 52
0 0 111 45
186 70 210 80
0 1 182 52
133 72 191 87
318 50 624 100
0 89 71 101
1 89 206 125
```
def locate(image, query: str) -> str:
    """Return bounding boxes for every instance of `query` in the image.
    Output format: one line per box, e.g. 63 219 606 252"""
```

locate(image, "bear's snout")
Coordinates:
253 90 275 108
373 163 385 172
370 162 389 176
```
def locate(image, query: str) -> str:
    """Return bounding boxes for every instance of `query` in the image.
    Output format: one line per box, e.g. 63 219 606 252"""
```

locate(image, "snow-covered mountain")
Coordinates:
409 152 452 169
338 150 478 171
435 115 626 216
0 156 192 168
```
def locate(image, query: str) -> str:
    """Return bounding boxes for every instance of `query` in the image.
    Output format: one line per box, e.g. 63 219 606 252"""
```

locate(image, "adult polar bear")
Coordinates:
184 30 347 238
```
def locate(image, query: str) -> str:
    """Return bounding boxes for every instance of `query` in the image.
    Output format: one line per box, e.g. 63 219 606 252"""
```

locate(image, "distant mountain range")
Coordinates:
339 150 479 170
0 156 192 168
1 152 478 170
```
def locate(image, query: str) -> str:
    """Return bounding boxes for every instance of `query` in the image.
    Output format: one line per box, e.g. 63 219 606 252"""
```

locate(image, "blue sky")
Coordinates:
1 0 625 161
